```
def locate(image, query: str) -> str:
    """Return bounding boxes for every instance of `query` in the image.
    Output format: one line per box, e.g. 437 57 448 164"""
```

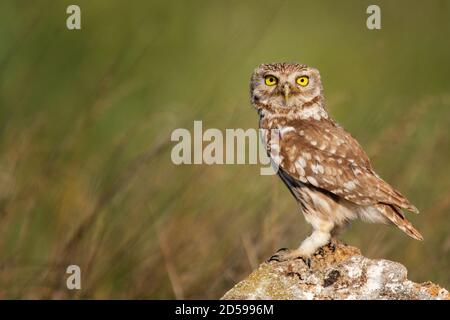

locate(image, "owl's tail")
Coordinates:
375 204 424 241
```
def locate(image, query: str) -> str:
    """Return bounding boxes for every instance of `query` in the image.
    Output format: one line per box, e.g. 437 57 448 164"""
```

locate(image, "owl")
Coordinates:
250 62 423 263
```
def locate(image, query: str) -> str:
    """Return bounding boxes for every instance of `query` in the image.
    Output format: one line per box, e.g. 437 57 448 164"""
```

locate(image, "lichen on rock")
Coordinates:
222 243 449 300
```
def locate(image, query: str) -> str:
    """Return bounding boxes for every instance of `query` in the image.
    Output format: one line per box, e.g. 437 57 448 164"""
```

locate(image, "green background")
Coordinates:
0 0 449 298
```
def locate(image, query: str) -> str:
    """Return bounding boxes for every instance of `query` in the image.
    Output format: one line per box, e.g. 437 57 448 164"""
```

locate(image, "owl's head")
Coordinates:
250 62 323 111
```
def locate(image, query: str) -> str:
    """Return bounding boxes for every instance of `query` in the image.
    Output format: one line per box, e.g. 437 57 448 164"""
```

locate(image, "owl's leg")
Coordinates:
297 228 332 257
269 218 334 264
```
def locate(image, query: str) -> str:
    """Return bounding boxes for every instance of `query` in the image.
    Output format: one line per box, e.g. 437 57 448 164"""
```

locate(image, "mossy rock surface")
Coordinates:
222 243 449 300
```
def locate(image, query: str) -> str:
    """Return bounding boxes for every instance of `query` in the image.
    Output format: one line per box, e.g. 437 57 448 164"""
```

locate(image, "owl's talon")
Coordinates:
267 255 280 262
328 242 336 252
268 248 311 266
299 257 311 268
314 247 325 257
268 248 292 262
327 239 338 252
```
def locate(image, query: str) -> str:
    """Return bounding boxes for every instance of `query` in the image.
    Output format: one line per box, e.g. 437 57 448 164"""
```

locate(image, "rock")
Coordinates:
222 243 449 300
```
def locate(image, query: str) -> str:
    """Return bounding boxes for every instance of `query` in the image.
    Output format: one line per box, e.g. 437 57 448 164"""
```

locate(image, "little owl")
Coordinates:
250 62 422 263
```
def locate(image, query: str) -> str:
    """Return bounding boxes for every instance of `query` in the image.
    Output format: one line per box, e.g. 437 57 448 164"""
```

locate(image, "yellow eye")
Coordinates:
264 75 278 86
296 76 309 86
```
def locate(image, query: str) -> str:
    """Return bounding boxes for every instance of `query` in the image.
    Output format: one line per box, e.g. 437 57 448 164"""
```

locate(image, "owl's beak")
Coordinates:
283 83 290 104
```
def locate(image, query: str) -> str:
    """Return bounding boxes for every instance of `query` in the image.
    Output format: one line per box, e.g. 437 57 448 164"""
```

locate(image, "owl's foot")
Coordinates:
313 238 340 256
268 248 311 267
313 241 336 258
314 246 325 257
328 240 337 252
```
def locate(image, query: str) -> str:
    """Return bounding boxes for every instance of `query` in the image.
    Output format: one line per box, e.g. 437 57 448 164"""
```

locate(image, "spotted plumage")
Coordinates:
250 62 423 262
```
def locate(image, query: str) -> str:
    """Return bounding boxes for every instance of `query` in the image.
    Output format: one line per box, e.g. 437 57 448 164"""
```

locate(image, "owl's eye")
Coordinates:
296 76 309 86
264 75 278 86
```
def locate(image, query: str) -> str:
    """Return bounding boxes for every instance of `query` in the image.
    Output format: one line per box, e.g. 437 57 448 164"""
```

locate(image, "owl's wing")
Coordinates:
274 121 419 213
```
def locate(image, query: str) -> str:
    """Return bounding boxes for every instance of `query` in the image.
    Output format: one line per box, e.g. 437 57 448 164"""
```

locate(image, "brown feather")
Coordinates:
262 117 419 214
375 204 423 240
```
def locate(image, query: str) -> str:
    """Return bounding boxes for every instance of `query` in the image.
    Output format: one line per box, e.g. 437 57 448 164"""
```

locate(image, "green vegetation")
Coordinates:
0 0 449 298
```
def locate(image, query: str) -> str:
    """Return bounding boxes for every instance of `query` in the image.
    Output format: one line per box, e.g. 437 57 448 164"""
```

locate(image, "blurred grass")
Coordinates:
0 0 449 298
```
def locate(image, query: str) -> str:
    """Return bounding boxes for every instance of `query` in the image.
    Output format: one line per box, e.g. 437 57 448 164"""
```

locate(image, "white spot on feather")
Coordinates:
302 152 312 160
279 126 295 137
310 192 331 211
311 164 325 174
295 161 306 176
307 176 319 187
298 157 307 168
343 181 357 190
299 105 328 120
